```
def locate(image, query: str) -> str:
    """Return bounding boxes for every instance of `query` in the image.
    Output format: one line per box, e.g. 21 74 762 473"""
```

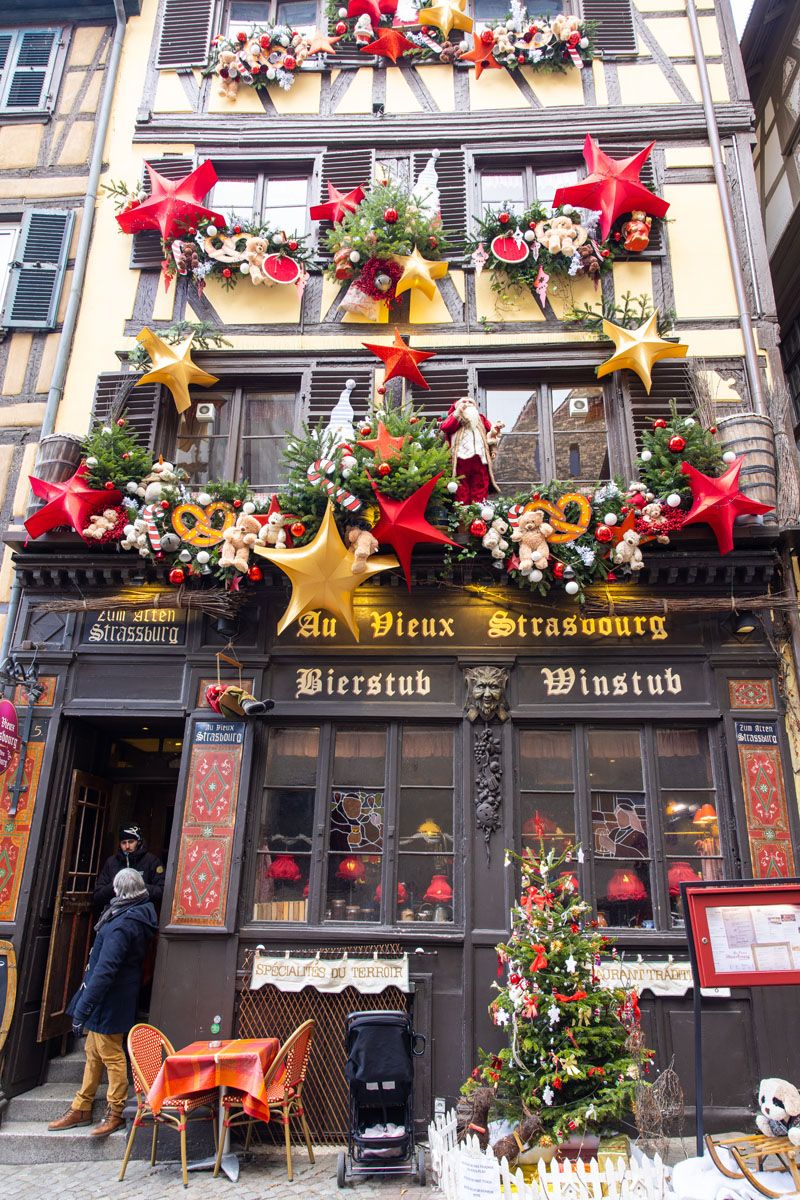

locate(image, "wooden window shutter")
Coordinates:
130 155 195 270
91 373 161 451
627 361 693 441
3 208 73 330
581 1 636 55
156 0 214 69
1 28 60 112
317 149 374 253
413 150 467 255
408 363 469 420
306 366 374 424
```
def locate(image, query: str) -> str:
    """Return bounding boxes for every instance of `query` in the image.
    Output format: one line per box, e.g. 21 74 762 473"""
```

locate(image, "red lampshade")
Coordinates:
693 803 718 826
337 855 366 883
375 882 408 904
523 813 560 836
266 854 301 882
606 869 647 903
668 861 700 896
424 873 453 903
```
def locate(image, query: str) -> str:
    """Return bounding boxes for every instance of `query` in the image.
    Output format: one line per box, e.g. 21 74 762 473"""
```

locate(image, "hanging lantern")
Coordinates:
266 854 301 882
375 882 409 904
424 874 453 903
337 855 366 883
606 869 647 903
667 861 701 897
693 803 718 826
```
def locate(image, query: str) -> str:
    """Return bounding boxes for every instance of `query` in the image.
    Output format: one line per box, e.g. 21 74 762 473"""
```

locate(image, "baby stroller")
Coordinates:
337 1010 426 1188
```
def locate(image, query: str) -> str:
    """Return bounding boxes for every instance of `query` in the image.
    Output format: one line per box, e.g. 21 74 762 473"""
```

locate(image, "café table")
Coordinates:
148 1037 280 1182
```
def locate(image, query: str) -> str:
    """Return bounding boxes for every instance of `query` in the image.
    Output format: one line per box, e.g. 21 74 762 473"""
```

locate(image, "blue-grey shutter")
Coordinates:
156 0 214 68
407 363 468 420
581 1 637 54
3 208 73 330
91 373 161 452
317 149 374 257
2 28 59 112
130 155 195 269
306 366 373 424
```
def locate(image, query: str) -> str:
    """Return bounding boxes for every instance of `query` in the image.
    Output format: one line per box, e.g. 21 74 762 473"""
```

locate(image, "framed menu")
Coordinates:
683 881 800 987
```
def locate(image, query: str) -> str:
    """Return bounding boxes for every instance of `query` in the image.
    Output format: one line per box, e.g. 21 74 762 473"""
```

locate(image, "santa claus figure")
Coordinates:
440 396 504 504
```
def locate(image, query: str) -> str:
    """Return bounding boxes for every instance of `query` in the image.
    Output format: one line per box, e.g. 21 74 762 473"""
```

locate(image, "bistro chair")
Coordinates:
213 1018 316 1183
120 1022 218 1188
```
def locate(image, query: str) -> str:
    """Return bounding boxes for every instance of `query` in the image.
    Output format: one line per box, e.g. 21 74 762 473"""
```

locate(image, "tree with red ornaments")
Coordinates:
636 403 724 507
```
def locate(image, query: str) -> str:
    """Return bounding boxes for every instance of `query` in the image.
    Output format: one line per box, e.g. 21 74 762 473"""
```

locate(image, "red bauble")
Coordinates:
517 53 526 63
104 481 115 490
360 424 372 436
237 30 247 41
335 20 347 32
377 386 386 395
498 212 510 225
222 267 231 278
290 522 306 537
283 54 296 69
116 417 126 426
377 462 392 477
288 239 298 251
160 499 170 510
233 498 242 508
668 435 686 453
552 562 565 578
248 565 263 582
653 419 667 429
709 425 717 434
384 208 398 223
470 519 488 537
233 224 242 234
480 28 494 43
168 567 186 585
595 524 613 543
428 235 438 248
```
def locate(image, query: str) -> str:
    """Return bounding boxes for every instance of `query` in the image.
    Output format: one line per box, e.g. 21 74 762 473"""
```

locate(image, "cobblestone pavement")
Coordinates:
1 1147 431 1200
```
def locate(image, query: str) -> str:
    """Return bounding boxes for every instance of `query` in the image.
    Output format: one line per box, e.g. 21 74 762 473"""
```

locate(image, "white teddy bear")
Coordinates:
482 517 510 560
121 516 151 556
138 460 178 504
258 511 288 548
613 528 644 572
82 509 120 540
756 1078 800 1145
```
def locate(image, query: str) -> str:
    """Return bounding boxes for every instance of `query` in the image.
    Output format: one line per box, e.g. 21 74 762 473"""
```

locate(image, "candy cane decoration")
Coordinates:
142 503 162 552
307 459 363 513
566 44 584 69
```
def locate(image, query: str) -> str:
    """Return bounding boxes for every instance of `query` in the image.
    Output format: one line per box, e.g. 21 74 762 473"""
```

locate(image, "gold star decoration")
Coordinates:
418 0 473 36
596 312 688 395
305 28 342 55
393 248 449 302
135 328 219 415
254 502 398 641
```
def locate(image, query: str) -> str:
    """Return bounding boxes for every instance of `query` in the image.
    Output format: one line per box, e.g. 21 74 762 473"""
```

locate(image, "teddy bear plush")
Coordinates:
512 509 553 575
244 236 270 285
138 459 178 504
482 517 510 560
535 215 588 258
614 528 644 572
217 50 242 99
347 525 380 575
756 1078 800 1144
220 513 262 573
259 510 288 549
82 508 124 542
550 13 581 41
121 517 151 556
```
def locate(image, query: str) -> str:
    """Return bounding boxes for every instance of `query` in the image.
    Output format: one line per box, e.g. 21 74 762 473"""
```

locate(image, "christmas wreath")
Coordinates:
204 25 321 94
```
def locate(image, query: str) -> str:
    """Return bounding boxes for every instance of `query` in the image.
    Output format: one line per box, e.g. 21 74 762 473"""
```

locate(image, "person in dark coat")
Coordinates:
48 868 158 1138
94 824 164 911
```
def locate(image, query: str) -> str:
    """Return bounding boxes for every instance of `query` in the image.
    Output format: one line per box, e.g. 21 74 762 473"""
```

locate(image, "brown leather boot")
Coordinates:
48 1107 92 1130
90 1107 125 1137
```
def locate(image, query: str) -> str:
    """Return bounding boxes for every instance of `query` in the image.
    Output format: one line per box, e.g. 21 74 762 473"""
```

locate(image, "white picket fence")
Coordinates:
428 1110 673 1200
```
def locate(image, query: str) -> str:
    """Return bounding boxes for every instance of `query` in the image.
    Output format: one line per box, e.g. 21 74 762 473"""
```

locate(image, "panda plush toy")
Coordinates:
756 1078 800 1145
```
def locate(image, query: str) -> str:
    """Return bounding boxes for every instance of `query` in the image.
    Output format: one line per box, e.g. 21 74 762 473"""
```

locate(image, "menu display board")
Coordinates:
684 882 800 987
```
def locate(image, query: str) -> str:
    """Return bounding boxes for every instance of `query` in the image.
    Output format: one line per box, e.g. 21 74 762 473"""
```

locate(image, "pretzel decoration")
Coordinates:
306 459 363 514
508 493 592 544
203 234 247 264
171 500 236 547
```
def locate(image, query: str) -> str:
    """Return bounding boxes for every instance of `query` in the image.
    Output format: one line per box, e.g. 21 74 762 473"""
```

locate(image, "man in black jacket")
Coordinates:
94 825 164 912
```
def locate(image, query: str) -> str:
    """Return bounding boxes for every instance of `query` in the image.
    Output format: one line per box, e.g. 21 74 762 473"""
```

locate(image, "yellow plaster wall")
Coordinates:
209 84 265 113
475 272 545 324
664 146 713 168
643 17 694 58
611 261 654 305
618 64 678 107
330 68 373 114
154 72 195 114
193 276 303 324
415 65 454 112
525 68 583 107
665 183 738 320
591 60 607 107
385 68 422 115
69 25 105 68
468 71 527 111
269 72 321 115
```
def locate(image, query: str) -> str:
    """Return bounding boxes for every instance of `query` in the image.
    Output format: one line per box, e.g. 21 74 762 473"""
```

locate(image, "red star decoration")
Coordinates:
552 135 670 241
460 33 501 79
24 464 122 541
347 0 382 24
360 27 416 61
362 328 436 389
370 473 457 589
357 420 408 461
309 181 367 224
680 458 774 555
116 160 225 243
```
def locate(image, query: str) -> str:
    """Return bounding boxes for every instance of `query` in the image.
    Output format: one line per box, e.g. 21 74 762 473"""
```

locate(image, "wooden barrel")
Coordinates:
26 433 84 517
716 412 777 522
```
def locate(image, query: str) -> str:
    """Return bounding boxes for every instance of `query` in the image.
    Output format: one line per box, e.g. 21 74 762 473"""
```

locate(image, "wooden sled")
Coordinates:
705 1133 800 1197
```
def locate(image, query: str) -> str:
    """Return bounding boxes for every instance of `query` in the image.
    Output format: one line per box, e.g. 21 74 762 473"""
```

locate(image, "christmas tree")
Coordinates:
638 402 724 507
81 419 154 490
466 838 649 1141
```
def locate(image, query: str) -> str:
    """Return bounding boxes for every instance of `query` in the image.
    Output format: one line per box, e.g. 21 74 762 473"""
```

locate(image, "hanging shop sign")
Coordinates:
597 958 728 998
250 952 410 995
516 660 712 706
274 596 684 649
273 661 456 705
734 720 796 878
80 606 187 646
0 700 19 775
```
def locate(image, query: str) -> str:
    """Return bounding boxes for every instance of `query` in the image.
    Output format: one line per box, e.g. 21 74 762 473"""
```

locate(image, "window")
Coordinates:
3 208 73 330
251 722 457 926
483 379 608 492
225 0 318 38
175 382 300 492
518 724 722 933
478 162 579 215
212 171 310 235
473 0 562 21
0 28 61 114
0 222 18 313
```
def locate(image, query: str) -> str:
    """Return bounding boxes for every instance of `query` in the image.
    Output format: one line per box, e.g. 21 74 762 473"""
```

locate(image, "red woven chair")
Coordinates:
213 1019 316 1183
120 1023 218 1188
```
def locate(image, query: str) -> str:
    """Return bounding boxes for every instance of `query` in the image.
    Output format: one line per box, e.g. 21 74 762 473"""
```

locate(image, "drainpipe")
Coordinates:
0 0 129 663
685 0 766 416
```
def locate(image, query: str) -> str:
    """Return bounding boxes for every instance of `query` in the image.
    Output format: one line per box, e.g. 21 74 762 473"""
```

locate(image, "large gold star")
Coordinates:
393 248 449 302
254 503 398 640
135 328 219 415
419 0 473 36
596 312 688 395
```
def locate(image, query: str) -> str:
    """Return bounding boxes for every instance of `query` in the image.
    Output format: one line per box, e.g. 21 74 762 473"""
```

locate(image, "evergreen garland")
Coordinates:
637 403 725 505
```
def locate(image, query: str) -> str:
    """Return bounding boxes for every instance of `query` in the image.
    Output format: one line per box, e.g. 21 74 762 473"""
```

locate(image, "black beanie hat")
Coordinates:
119 824 142 843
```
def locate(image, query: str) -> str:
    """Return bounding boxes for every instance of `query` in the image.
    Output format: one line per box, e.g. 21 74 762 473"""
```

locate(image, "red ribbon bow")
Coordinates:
553 990 588 1003
530 945 548 972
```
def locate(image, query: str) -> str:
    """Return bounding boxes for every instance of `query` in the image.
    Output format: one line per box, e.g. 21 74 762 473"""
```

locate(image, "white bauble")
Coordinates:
666 493 681 508
240 262 250 274
480 505 495 521
206 224 218 237
640 449 652 462
722 451 737 464
684 417 695 426
446 480 459 494
197 491 212 506
144 481 162 503
341 455 357 469
523 229 536 242
101 426 112 434
565 581 579 596
86 456 98 467
603 512 618 526
342 468 352 479
126 481 138 494
242 502 256 515
349 250 360 263
196 550 210 565
530 569 543 583
272 233 284 245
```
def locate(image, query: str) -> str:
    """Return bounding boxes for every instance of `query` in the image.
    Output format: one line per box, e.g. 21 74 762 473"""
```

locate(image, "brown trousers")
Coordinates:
72 1031 129 1115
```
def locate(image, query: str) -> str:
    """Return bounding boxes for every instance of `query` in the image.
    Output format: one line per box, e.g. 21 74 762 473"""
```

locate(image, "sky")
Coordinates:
730 0 755 37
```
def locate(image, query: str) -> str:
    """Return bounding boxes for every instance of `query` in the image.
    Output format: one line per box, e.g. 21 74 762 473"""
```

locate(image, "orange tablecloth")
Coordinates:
148 1038 280 1124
